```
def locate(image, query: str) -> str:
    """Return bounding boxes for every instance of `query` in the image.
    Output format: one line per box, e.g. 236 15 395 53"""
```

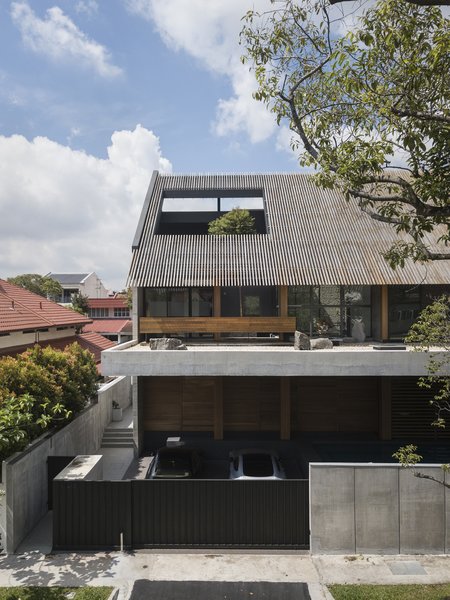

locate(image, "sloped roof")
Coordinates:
48 273 91 284
128 172 450 287
0 279 91 333
83 319 132 334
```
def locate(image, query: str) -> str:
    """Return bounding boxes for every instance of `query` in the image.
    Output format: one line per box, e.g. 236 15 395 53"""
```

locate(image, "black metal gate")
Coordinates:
53 479 309 550
47 456 75 509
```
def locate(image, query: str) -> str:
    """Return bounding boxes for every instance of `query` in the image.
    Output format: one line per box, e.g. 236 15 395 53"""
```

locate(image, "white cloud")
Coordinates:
124 0 276 143
11 2 122 78
75 1 99 17
0 125 172 290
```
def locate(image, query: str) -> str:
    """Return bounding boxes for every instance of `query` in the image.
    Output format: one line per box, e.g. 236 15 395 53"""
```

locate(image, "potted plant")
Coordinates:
112 400 123 422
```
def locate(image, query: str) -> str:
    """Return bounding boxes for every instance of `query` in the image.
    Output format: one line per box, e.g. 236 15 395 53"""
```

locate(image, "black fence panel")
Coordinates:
53 480 132 550
52 479 309 550
131 479 309 549
47 456 75 509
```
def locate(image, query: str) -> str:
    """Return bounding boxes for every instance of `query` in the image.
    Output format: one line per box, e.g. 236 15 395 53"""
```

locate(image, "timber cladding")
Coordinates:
142 376 280 433
291 377 380 433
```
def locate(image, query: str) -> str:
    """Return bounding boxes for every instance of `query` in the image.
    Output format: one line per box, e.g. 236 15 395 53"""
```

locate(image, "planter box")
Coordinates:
112 407 123 422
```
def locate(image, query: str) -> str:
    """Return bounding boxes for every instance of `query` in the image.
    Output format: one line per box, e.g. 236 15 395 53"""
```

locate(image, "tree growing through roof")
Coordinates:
241 0 450 268
7 274 63 301
208 208 256 235
393 295 450 488
0 343 98 460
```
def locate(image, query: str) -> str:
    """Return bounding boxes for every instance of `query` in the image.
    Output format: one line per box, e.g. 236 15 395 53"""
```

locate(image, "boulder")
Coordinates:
294 331 311 350
148 338 187 350
310 337 333 350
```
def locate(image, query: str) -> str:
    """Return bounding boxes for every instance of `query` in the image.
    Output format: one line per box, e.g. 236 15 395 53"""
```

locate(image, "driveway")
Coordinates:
130 580 311 600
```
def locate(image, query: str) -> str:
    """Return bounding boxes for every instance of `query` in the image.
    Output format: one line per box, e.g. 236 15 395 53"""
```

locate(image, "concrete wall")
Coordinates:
2 375 131 553
310 463 449 554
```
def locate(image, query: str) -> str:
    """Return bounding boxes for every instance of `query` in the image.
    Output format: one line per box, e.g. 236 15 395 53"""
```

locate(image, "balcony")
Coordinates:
139 316 296 336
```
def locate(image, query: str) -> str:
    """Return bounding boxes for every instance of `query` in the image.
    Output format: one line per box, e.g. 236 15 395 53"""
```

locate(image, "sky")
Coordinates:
0 0 363 291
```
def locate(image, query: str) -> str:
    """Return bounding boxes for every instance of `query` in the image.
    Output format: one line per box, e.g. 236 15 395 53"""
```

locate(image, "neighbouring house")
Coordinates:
84 297 132 344
47 272 109 303
0 278 115 370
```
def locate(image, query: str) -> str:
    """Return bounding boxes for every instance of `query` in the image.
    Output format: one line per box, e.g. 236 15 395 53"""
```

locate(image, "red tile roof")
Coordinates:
83 319 132 334
88 298 128 308
0 279 91 333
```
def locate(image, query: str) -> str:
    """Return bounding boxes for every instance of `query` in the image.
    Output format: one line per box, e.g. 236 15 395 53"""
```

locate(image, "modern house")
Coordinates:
47 272 109 303
84 297 132 344
0 278 115 370
103 172 450 458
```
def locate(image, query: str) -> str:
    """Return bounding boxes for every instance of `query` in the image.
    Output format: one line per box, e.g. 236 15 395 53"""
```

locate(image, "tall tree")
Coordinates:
7 274 63 300
241 0 450 267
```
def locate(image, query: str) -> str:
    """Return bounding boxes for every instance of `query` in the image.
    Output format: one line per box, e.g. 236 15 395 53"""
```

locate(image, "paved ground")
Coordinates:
129 580 312 600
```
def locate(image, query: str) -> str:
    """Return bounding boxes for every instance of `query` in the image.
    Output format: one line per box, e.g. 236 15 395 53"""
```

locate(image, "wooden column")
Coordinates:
381 285 389 342
279 285 288 340
214 376 223 440
213 286 221 341
280 377 291 440
379 377 392 440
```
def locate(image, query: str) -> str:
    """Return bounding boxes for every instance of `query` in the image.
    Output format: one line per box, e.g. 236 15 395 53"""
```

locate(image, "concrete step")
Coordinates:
101 427 134 448
101 441 134 448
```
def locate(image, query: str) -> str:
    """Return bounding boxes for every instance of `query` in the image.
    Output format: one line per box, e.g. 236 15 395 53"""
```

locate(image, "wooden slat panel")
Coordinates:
182 378 214 431
143 377 182 431
140 316 296 334
223 377 279 431
291 377 379 433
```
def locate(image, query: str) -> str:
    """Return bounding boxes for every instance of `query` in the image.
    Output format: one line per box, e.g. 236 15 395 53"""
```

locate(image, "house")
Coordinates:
83 297 132 344
47 272 109 303
0 278 115 370
102 171 450 458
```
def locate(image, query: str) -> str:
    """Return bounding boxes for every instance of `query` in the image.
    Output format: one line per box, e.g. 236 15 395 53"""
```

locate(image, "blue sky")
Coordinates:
0 0 303 289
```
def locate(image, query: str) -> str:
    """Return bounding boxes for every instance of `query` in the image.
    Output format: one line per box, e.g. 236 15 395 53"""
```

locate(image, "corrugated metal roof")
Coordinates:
128 172 450 287
48 273 90 284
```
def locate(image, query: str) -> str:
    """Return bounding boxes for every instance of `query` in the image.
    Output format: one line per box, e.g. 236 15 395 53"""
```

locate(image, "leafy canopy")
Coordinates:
241 0 450 267
7 273 63 300
71 291 90 315
208 208 256 235
0 343 98 460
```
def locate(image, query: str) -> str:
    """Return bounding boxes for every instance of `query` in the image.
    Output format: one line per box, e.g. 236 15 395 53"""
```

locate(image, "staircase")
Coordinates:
101 427 134 448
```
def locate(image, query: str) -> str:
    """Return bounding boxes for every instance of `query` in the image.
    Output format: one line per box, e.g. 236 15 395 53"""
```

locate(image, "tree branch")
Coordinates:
328 0 450 5
392 108 450 124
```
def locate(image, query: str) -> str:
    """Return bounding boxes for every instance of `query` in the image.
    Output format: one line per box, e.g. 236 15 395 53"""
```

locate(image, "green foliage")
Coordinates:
71 292 90 315
208 208 256 235
394 296 450 487
329 583 450 600
7 274 63 301
241 0 450 266
0 588 112 600
0 344 98 460
405 295 450 427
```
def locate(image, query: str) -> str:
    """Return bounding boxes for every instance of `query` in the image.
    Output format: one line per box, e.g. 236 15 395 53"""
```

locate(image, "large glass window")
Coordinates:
388 286 422 339
144 288 212 317
288 285 372 338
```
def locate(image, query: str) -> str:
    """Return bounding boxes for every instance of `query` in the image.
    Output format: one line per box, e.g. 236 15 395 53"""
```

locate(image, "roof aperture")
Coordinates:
157 192 266 235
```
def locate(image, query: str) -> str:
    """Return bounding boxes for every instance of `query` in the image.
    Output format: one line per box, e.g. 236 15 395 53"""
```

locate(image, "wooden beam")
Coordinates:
379 377 392 440
279 286 288 317
213 286 221 341
214 376 223 440
280 377 291 440
279 285 288 340
381 285 389 341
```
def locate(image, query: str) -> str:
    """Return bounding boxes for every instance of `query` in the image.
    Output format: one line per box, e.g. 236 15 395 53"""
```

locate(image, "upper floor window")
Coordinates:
144 288 213 318
288 285 372 338
89 307 109 318
114 307 130 317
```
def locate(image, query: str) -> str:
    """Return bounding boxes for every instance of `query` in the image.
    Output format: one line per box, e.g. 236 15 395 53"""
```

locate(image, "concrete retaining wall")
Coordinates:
310 463 450 554
2 376 131 553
